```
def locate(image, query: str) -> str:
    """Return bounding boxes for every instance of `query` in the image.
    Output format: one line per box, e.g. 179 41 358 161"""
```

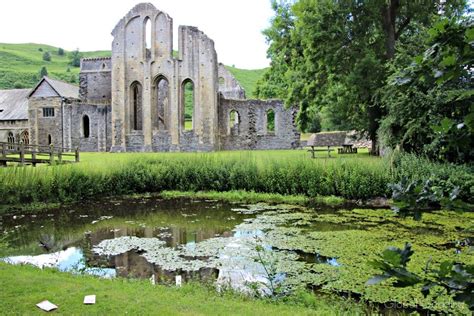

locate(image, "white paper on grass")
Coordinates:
83 295 96 304
36 300 58 311
175 275 182 287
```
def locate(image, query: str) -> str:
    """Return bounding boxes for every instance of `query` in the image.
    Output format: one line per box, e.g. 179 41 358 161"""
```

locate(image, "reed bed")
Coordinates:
1 150 470 205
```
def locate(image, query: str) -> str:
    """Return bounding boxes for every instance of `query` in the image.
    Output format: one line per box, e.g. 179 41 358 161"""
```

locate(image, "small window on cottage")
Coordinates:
218 77 225 87
83 115 90 138
48 134 52 145
43 107 55 117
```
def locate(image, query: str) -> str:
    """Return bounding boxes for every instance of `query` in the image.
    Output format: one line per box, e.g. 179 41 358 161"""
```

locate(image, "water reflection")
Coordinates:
0 197 338 294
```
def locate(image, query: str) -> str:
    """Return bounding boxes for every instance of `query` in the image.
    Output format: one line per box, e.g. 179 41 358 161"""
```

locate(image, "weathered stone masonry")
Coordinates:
0 3 299 152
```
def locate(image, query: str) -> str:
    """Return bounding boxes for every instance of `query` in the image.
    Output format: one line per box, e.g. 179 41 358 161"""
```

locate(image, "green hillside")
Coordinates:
0 43 265 97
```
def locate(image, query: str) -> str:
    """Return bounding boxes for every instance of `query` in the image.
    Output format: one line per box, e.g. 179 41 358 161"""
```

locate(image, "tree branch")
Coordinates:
396 17 411 40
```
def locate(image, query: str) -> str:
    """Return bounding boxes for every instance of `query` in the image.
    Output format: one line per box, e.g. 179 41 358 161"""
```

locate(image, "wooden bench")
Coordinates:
337 144 358 154
307 146 334 158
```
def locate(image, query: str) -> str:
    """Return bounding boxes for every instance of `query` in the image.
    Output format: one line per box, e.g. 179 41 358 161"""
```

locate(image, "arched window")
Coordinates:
267 109 275 134
7 132 14 149
21 130 29 145
48 134 52 145
182 79 194 131
154 76 169 131
144 17 151 59
83 115 90 138
228 110 240 135
130 82 143 131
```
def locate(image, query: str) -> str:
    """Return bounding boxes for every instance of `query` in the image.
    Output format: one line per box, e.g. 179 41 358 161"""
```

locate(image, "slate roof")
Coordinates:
28 76 79 99
307 131 349 147
0 89 30 121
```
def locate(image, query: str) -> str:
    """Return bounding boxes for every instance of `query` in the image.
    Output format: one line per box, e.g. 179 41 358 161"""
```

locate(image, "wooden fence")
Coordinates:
0 142 79 166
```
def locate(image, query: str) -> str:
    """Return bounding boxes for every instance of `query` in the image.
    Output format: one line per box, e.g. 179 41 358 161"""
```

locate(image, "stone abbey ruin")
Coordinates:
0 3 300 152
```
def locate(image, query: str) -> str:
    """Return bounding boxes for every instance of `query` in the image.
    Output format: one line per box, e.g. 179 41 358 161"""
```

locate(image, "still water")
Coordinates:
0 197 341 294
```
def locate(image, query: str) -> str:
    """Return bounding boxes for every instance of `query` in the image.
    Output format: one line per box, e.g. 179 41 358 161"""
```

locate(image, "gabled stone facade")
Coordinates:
0 3 300 152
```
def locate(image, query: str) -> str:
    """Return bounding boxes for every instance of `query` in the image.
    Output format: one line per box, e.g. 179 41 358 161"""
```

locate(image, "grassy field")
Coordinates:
0 263 364 315
0 43 265 97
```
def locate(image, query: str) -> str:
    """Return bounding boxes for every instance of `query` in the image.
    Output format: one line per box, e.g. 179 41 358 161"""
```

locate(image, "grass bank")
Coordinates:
0 151 391 206
0 263 364 315
0 150 471 208
160 190 345 206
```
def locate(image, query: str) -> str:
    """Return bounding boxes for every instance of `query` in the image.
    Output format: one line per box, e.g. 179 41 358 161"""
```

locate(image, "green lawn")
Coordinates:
0 263 363 315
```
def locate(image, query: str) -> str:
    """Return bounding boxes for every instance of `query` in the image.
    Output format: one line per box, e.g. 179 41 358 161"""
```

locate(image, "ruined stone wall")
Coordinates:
218 63 245 100
218 98 300 150
110 3 219 152
79 58 112 101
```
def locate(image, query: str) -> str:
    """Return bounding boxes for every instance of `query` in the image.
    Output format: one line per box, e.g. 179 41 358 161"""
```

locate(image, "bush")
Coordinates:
42 52 51 62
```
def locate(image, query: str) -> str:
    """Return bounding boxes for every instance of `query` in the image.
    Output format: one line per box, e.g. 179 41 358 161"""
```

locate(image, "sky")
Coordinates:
0 0 274 69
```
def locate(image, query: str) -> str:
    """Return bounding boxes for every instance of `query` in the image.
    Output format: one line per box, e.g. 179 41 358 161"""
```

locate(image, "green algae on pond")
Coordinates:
0 196 472 314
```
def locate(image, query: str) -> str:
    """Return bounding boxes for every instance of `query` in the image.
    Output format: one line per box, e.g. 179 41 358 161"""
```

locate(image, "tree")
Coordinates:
257 0 468 153
380 17 473 163
39 66 48 77
69 49 83 67
58 48 64 56
42 51 51 62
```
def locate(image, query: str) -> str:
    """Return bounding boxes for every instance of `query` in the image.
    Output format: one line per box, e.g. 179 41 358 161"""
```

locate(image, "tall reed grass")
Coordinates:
0 150 470 205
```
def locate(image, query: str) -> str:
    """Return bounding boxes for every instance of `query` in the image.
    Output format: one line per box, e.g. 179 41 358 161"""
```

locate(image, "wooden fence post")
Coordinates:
49 144 54 165
19 143 25 166
31 146 36 160
75 147 80 163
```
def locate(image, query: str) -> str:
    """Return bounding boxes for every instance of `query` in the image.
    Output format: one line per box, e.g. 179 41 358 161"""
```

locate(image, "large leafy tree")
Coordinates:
257 0 467 153
380 17 473 163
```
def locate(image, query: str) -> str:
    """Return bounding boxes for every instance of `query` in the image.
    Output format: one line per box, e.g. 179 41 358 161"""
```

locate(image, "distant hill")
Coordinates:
0 43 266 97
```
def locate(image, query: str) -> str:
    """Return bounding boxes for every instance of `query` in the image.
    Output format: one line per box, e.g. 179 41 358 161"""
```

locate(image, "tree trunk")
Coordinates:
381 0 399 60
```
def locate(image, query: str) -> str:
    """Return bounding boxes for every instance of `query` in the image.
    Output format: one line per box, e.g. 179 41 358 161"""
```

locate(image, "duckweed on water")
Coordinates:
1 197 472 314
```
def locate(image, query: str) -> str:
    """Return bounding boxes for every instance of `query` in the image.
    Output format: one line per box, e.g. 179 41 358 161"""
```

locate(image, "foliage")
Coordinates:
57 47 64 56
388 177 471 218
257 0 469 153
390 152 474 204
252 237 290 298
380 17 474 163
68 49 83 67
39 66 48 77
368 243 474 310
367 243 420 286
42 51 51 62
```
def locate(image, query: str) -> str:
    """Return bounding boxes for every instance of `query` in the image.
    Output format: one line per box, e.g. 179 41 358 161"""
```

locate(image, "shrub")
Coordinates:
42 52 51 62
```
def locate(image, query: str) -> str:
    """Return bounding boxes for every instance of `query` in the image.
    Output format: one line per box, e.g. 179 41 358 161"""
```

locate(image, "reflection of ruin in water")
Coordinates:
83 225 229 282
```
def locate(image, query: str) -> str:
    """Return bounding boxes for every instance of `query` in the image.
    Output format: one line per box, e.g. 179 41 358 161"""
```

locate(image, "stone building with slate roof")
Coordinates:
0 3 299 152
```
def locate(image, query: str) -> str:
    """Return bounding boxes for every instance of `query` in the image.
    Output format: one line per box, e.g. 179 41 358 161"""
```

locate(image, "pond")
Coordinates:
1 196 472 314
